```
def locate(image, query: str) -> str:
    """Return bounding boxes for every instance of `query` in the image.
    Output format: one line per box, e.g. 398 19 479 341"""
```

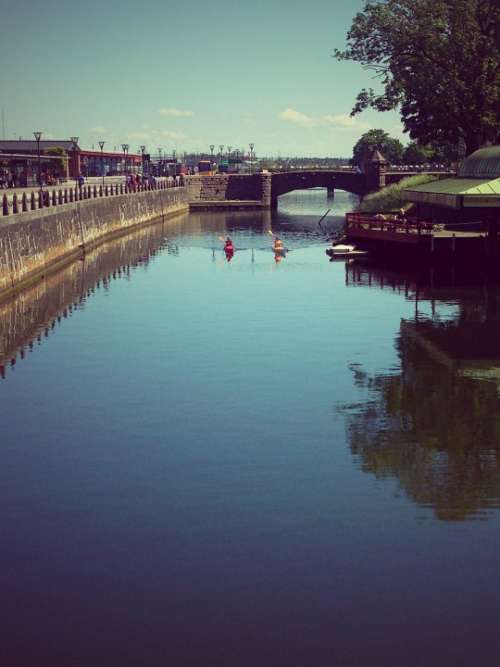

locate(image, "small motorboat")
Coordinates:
326 243 367 258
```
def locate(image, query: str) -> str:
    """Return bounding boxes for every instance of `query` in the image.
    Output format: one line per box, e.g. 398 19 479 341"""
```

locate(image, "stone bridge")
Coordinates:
186 155 454 210
270 169 366 205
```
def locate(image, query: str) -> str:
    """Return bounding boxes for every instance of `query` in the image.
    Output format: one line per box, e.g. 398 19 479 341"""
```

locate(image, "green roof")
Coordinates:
458 146 500 179
403 177 500 208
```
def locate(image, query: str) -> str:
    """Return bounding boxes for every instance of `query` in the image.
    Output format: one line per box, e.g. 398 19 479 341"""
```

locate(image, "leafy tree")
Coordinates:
403 140 462 164
402 142 434 164
334 0 500 154
352 128 404 166
43 147 68 178
358 173 437 212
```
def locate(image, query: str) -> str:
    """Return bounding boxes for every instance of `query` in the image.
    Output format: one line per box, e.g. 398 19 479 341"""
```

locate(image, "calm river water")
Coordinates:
2 189 500 666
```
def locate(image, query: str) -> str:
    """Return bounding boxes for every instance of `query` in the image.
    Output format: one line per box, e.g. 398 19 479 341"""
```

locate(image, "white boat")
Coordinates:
326 243 368 258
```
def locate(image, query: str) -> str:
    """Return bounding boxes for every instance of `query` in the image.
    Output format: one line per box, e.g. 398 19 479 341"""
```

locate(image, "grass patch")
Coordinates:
358 174 438 213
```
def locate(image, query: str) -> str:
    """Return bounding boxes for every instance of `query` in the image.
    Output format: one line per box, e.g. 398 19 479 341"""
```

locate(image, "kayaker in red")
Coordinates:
224 237 234 261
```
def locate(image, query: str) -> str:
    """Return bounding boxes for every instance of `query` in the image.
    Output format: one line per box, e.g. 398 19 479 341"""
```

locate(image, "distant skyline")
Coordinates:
1 0 406 157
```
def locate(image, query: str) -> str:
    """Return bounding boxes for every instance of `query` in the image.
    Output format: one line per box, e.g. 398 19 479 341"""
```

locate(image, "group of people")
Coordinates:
0 170 16 189
0 169 62 189
126 173 156 188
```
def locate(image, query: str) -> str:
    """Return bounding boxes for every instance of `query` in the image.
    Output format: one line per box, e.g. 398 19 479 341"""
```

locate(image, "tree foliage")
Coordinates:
352 128 404 166
334 0 500 154
402 142 434 164
43 146 68 176
357 173 437 212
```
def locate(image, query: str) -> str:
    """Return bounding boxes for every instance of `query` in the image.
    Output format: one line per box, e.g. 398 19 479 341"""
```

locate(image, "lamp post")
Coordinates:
249 143 254 174
33 131 42 193
140 145 146 177
158 147 162 176
70 136 79 188
219 144 224 166
98 140 105 188
121 143 129 177
210 145 215 160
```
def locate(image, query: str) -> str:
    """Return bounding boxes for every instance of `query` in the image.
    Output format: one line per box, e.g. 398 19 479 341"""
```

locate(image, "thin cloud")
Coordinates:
154 129 187 141
128 131 151 141
159 108 194 118
323 114 370 130
127 129 187 143
89 126 106 134
279 108 316 129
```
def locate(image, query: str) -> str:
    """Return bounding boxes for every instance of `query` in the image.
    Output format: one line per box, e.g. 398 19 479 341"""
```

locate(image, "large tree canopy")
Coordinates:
352 128 404 166
334 0 500 154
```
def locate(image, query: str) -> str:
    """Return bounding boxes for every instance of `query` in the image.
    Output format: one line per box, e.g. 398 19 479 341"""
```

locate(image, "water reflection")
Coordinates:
0 219 187 377
0 204 321 378
341 262 500 520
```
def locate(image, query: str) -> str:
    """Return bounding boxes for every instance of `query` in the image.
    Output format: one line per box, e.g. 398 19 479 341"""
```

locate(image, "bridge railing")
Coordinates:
269 167 357 173
386 164 454 173
346 212 436 235
1 177 185 217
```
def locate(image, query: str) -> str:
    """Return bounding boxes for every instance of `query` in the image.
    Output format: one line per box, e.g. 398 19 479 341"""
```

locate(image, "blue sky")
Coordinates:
1 0 405 157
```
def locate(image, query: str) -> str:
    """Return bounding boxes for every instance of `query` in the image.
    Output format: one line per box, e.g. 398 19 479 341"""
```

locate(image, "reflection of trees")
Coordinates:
343 325 500 521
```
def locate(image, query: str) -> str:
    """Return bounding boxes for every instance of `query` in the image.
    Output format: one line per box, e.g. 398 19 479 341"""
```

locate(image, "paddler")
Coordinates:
224 237 234 252
273 237 284 252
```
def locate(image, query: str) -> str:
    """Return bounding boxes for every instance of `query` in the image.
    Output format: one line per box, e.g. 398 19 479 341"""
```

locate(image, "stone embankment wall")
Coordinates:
185 173 272 205
0 187 188 298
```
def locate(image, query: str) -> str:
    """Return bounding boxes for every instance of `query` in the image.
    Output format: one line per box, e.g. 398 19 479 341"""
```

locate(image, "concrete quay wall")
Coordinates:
0 187 188 299
185 173 272 207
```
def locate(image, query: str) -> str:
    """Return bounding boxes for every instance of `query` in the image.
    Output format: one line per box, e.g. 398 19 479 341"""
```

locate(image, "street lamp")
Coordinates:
219 144 224 165
210 145 215 160
158 147 162 176
249 143 254 174
140 145 146 176
33 131 42 192
121 143 129 176
70 136 79 185
98 140 105 188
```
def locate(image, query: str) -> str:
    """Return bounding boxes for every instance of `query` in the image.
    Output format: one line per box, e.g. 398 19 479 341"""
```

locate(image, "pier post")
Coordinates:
327 187 335 199
260 171 272 208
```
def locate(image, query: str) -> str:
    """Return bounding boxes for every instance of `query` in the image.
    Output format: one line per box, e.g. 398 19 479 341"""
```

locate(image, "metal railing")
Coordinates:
1 177 184 217
346 212 436 235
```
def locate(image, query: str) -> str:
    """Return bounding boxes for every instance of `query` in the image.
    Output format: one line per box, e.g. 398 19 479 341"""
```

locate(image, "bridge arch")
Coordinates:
270 170 366 207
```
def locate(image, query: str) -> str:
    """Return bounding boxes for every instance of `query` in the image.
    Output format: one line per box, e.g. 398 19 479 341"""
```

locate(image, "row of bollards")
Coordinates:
1 178 183 217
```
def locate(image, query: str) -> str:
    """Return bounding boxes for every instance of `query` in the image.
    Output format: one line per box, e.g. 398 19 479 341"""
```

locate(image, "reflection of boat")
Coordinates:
326 244 368 258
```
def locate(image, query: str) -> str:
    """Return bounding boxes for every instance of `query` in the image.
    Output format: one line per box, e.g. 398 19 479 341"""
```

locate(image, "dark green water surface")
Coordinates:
2 190 500 666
